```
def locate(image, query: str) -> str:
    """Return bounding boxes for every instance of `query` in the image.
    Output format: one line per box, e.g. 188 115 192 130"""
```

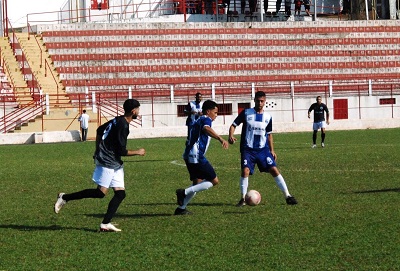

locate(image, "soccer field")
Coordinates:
1 128 399 271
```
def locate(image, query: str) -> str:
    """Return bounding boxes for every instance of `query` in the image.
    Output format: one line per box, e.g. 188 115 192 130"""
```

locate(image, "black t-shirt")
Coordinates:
308 103 329 123
94 116 130 169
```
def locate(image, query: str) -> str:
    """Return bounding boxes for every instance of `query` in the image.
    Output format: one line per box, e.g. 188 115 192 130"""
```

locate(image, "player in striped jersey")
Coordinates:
228 91 297 206
175 100 229 215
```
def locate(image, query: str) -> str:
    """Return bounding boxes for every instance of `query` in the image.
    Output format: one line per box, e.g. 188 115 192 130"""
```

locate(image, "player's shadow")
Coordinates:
354 188 400 194
85 213 173 219
0 224 97 232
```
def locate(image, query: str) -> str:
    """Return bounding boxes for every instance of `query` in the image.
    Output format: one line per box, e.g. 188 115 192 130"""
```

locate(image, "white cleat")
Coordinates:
100 223 121 232
54 193 66 214
321 143 325 148
312 144 317 148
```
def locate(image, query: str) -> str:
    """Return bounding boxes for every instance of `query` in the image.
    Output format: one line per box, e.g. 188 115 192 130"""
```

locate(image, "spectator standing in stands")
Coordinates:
285 0 292 15
228 91 298 207
185 92 203 137
78 110 90 142
294 0 302 15
175 100 229 215
308 96 330 148
54 99 146 232
303 0 311 16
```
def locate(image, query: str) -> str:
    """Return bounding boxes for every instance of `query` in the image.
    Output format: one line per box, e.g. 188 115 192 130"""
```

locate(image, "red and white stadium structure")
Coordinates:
0 0 399 143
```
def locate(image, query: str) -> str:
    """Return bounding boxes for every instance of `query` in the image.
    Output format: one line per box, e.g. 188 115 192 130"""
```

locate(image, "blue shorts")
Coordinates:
241 148 277 175
184 159 217 181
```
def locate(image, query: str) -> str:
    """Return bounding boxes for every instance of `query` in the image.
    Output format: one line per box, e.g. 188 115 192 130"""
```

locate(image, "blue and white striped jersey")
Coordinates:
232 108 273 151
183 115 212 164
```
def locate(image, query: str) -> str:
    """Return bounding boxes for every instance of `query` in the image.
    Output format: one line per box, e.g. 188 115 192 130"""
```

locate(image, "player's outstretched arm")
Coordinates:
127 148 146 156
203 126 229 149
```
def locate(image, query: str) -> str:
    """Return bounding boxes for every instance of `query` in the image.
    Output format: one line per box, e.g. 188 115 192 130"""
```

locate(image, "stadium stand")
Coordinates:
38 20 400 96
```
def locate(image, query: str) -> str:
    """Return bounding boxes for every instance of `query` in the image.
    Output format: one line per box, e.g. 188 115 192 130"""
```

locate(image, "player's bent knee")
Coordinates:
95 189 106 198
114 190 126 200
211 178 219 186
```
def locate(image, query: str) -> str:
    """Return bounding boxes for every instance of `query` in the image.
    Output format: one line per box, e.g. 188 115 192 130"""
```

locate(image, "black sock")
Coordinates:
321 133 326 143
63 189 105 202
312 132 317 144
102 190 126 224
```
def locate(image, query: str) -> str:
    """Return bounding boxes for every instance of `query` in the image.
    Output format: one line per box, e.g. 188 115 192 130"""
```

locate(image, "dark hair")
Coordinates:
255 91 266 98
195 92 202 97
202 100 217 114
123 99 140 113
83 110 86 113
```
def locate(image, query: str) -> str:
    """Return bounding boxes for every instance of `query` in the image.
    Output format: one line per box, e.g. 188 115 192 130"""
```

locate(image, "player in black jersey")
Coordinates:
308 96 330 148
54 99 146 232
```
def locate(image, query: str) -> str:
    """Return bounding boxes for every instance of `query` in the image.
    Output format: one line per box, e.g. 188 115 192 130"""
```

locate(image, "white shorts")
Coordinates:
313 121 327 131
92 166 124 188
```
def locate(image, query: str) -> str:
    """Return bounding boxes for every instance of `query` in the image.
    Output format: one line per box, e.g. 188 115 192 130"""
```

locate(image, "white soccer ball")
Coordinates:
245 190 261 206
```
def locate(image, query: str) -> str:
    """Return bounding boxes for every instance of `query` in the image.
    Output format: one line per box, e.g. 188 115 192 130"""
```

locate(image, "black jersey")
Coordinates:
308 103 329 123
94 116 130 169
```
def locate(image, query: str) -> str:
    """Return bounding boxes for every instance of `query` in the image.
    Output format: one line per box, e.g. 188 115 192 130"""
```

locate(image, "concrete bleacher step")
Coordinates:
0 37 31 105
15 33 68 105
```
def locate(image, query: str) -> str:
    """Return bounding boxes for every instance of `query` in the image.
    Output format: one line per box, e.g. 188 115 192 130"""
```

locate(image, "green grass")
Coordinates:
1 129 400 271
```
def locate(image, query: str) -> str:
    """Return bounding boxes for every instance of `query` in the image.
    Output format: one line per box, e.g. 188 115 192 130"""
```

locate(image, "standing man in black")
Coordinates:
308 96 330 148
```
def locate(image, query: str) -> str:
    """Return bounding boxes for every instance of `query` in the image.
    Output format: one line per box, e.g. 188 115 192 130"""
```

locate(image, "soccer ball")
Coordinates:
245 190 261 206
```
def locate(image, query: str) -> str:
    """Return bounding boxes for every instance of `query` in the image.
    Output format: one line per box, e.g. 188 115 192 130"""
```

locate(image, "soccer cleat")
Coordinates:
100 223 121 232
236 198 246 207
174 207 192 215
286 196 298 205
312 144 317 148
54 193 66 214
321 142 325 148
176 189 186 206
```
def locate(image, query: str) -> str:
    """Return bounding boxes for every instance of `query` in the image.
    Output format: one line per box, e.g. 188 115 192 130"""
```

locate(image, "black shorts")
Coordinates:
184 159 217 181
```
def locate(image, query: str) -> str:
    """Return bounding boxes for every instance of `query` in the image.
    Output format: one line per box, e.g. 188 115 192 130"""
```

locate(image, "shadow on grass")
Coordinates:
354 188 400 194
126 202 233 207
0 224 97 232
124 159 166 163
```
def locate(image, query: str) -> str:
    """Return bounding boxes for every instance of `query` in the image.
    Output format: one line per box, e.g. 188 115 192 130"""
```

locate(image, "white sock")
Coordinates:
181 192 196 209
274 174 290 198
240 177 248 198
185 181 213 194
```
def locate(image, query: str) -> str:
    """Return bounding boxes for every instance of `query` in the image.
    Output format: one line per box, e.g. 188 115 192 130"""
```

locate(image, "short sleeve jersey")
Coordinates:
232 108 273 152
186 101 203 126
95 116 130 169
183 115 212 164
308 103 329 123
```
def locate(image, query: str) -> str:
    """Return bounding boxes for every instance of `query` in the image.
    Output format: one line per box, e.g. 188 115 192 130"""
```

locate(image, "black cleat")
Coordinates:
286 196 298 205
236 198 246 207
174 207 192 215
176 189 186 206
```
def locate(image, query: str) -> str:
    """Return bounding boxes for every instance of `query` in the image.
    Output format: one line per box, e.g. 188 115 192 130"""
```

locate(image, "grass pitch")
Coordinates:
0 128 399 270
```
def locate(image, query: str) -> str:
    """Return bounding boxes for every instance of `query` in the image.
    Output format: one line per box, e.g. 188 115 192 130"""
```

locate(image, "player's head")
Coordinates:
83 110 86 113
316 96 322 104
123 99 141 119
195 92 202 102
254 91 266 112
202 100 218 121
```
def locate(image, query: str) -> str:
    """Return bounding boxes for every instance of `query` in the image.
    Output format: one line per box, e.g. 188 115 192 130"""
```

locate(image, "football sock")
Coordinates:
185 181 213 194
240 177 249 198
274 174 290 198
63 188 105 202
102 190 126 224
312 132 317 144
181 191 196 209
321 132 325 143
